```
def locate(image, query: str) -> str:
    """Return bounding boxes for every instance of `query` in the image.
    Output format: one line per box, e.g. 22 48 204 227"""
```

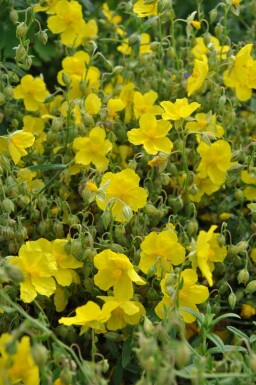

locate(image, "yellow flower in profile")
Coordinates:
191 20 201 29
185 112 224 139
192 36 230 60
196 140 233 185
161 98 201 121
84 93 102 115
59 301 110 334
94 249 146 300
120 82 136 123
34 0 59 14
0 130 35 165
73 127 112 171
116 38 132 56
57 51 100 99
133 0 158 17
187 55 209 96
250 248 256 263
99 296 146 330
96 168 148 222
133 90 163 118
22 115 46 154
223 44 256 101
102 3 124 36
107 98 125 120
13 75 49 111
9 239 57 303
190 225 227 286
127 113 173 155
16 168 44 194
47 0 98 47
241 169 256 200
155 269 209 323
0 334 40 385
138 229 185 277
189 175 221 203
52 239 83 286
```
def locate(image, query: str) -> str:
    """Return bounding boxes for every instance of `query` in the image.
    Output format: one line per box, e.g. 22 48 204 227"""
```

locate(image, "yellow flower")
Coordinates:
52 239 83 287
241 169 256 200
191 20 201 29
86 181 99 193
22 115 46 154
107 98 125 121
138 229 185 277
155 269 209 323
16 168 44 194
192 36 230 60
120 82 136 123
102 3 124 36
9 239 57 303
196 140 233 185
57 51 100 99
13 75 48 111
47 0 97 47
94 249 146 300
96 168 148 222
133 90 163 119
189 175 221 202
185 112 224 139
139 33 153 55
133 0 158 17
73 127 112 171
190 225 227 286
99 296 146 330
161 98 201 121
223 44 256 101
240 304 256 319
250 248 256 263
0 130 35 165
116 39 132 56
187 55 208 96
59 301 110 334
0 334 39 385
128 113 173 155
84 93 101 115
33 0 59 14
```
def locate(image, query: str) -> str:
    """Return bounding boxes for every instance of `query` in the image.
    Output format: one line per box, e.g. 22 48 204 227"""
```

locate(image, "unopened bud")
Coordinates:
16 22 28 38
237 268 249 285
228 292 236 310
10 9 19 23
31 344 48 366
15 44 27 61
209 8 218 23
245 280 256 293
128 33 139 46
215 23 224 38
37 30 48 45
5 264 24 283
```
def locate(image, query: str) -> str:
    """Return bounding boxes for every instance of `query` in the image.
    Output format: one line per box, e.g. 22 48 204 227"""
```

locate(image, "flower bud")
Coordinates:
62 72 72 87
15 44 27 61
249 354 256 372
228 292 236 310
128 33 139 46
175 341 191 368
4 86 14 101
10 9 19 23
1 197 15 214
5 264 24 283
237 268 249 285
214 23 224 38
82 113 95 126
37 30 48 45
186 219 198 236
0 92 5 105
16 22 28 38
245 280 256 293
209 8 218 23
31 344 48 366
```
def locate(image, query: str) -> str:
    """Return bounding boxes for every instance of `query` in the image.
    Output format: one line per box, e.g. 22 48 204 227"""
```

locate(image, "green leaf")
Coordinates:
227 326 248 340
122 337 133 368
28 164 67 171
211 313 240 327
179 307 203 325
208 345 248 354
113 358 123 385
206 333 225 353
